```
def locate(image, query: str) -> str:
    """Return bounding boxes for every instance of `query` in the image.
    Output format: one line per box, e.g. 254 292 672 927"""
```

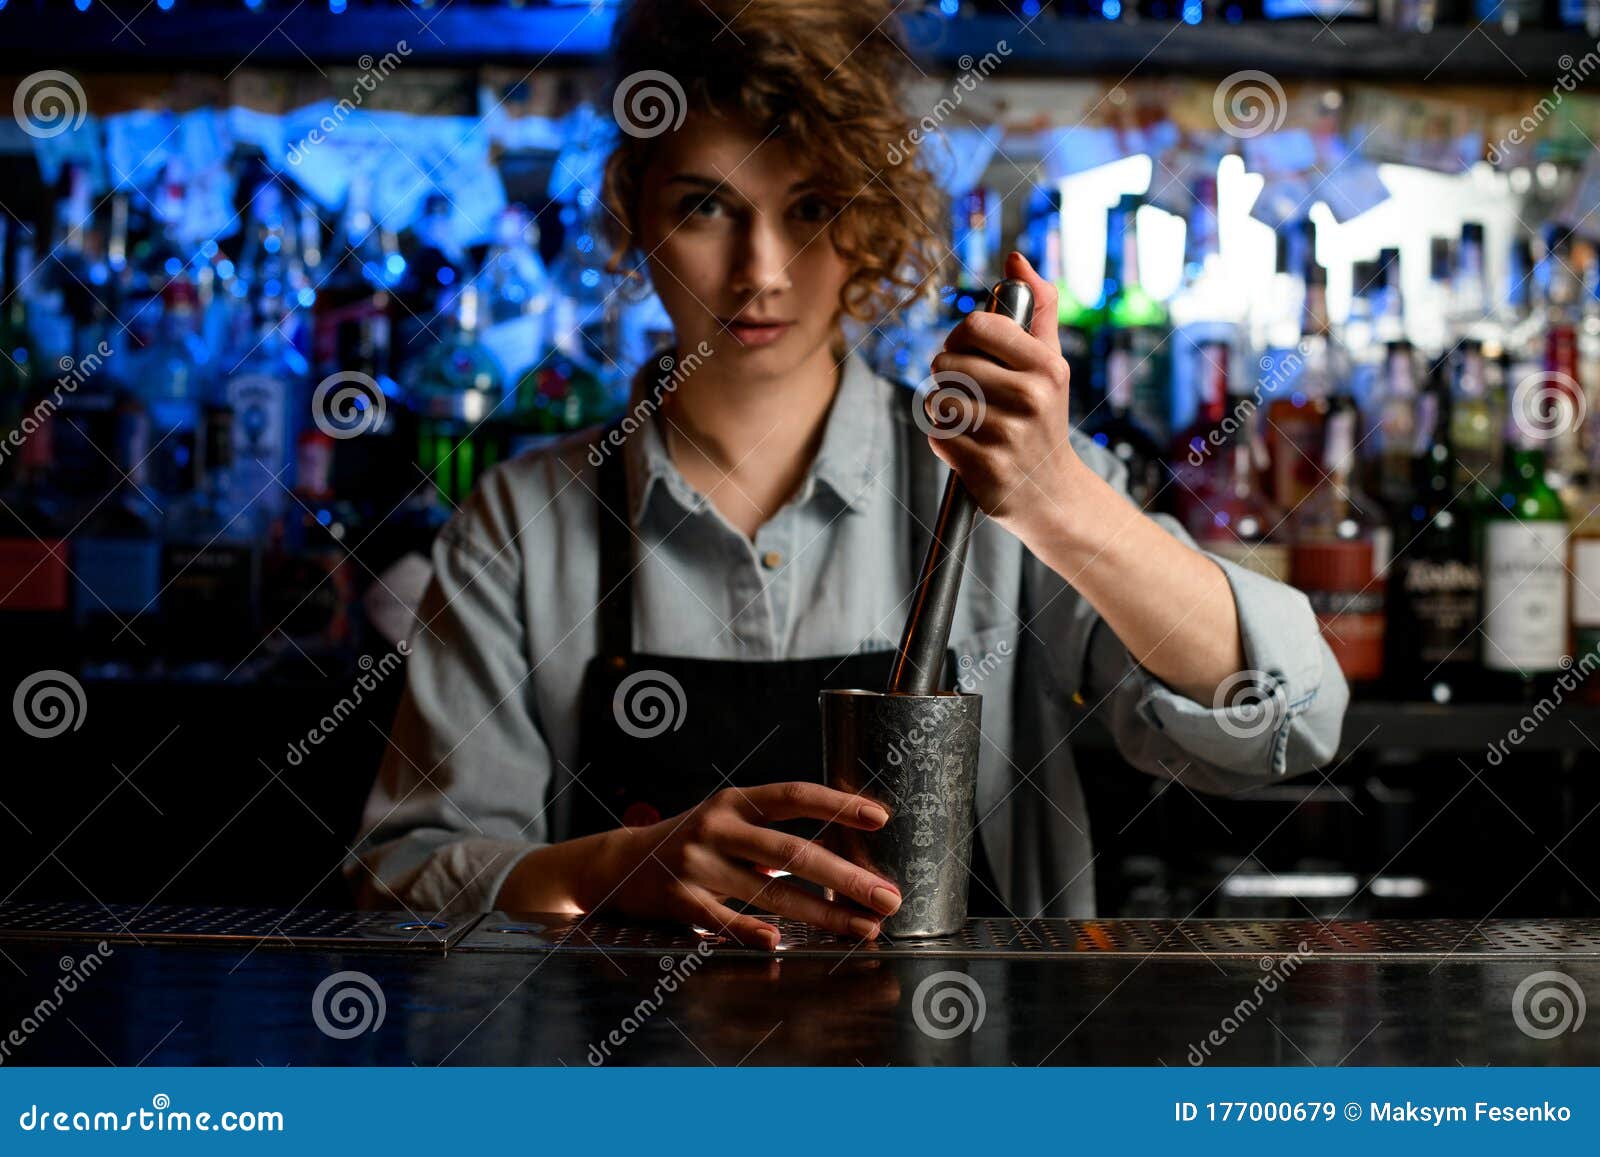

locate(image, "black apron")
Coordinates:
571 389 1004 916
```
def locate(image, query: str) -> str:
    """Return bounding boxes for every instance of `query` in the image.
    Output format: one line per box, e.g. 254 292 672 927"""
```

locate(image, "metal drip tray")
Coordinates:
459 913 1600 958
0 902 464 949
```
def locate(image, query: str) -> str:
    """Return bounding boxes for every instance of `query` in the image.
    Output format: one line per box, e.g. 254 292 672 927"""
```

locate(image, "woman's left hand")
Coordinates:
923 250 1088 548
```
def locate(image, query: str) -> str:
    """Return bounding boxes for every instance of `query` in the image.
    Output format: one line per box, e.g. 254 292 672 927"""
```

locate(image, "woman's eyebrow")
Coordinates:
663 175 819 198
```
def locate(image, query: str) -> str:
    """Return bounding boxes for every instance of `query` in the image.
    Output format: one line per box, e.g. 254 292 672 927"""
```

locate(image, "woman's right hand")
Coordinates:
574 782 904 949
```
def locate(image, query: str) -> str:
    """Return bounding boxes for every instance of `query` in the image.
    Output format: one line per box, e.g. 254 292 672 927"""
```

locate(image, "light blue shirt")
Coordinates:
346 351 1349 918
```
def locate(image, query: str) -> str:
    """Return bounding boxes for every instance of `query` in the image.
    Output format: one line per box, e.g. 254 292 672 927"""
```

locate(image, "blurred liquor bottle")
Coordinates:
160 403 263 671
1386 363 1481 703
1172 342 1291 581
1087 329 1164 509
73 391 164 669
1094 194 1171 444
1265 250 1336 512
1290 385 1387 686
1479 400 1569 698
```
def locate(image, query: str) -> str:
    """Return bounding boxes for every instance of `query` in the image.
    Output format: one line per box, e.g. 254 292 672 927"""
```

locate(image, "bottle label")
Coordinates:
1290 539 1385 682
1572 539 1600 629
228 373 287 512
1483 521 1569 671
1398 556 1482 665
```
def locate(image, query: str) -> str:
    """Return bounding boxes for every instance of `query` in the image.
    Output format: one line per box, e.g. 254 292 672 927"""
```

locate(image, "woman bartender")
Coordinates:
347 0 1349 948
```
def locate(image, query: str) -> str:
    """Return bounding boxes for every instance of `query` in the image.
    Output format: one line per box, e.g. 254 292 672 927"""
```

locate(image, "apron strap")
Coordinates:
595 423 634 657
591 370 940 659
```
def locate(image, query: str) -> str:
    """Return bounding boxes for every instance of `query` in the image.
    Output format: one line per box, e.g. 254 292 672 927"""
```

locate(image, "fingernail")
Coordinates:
871 886 901 915
759 927 780 950
859 804 889 826
849 916 880 940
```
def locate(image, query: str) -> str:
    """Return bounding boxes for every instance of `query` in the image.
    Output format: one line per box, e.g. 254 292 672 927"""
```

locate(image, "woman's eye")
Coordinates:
678 195 726 221
790 196 834 224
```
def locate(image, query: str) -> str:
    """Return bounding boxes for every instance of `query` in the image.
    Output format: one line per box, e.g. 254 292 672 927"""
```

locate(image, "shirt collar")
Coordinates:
624 348 894 525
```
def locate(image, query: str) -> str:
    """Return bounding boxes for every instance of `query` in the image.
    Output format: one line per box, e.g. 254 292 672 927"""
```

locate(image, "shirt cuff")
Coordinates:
1130 551 1328 779
347 836 542 918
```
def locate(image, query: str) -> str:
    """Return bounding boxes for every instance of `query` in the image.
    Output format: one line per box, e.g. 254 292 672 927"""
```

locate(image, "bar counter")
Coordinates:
1 906 1596 1066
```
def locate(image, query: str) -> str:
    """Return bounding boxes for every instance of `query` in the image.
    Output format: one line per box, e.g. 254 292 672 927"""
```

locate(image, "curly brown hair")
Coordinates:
599 0 948 324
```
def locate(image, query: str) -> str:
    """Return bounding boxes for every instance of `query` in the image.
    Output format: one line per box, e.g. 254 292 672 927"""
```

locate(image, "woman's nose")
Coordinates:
728 215 794 298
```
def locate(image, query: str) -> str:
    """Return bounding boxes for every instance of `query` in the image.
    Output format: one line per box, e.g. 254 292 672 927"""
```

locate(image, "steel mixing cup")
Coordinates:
819 688 982 938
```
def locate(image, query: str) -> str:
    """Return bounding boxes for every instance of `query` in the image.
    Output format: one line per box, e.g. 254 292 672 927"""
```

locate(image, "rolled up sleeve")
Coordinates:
1029 432 1348 795
344 489 551 917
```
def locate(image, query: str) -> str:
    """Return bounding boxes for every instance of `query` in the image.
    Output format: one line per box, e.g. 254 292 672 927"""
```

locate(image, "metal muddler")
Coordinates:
821 279 1035 938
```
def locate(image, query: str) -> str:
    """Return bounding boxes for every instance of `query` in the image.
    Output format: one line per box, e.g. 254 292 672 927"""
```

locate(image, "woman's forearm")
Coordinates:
1023 461 1246 705
494 827 629 914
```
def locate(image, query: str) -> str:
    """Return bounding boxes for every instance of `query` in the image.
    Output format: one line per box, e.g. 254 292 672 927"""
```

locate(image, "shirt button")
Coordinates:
761 550 783 569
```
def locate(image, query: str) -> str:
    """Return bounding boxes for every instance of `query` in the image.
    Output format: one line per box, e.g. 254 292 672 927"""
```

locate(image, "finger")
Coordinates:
722 865 884 940
1005 249 1060 347
714 822 902 917
674 889 780 950
929 351 1049 418
942 310 1054 374
733 782 893 828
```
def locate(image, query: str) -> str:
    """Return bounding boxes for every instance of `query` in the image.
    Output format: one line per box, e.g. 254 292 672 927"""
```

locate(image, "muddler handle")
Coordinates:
886 279 1035 695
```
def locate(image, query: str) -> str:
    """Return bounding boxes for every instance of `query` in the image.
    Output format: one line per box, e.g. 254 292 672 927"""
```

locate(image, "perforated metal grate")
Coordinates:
458 914 1600 958
0 902 463 949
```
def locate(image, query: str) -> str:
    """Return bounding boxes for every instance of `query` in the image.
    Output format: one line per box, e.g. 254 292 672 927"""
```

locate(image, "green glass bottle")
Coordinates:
1479 406 1569 698
1094 194 1171 444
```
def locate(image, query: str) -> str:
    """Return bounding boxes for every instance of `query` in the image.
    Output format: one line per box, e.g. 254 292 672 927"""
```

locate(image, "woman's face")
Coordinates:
634 112 854 381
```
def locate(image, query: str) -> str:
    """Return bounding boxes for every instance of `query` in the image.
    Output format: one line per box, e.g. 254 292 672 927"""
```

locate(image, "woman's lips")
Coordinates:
722 318 795 348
